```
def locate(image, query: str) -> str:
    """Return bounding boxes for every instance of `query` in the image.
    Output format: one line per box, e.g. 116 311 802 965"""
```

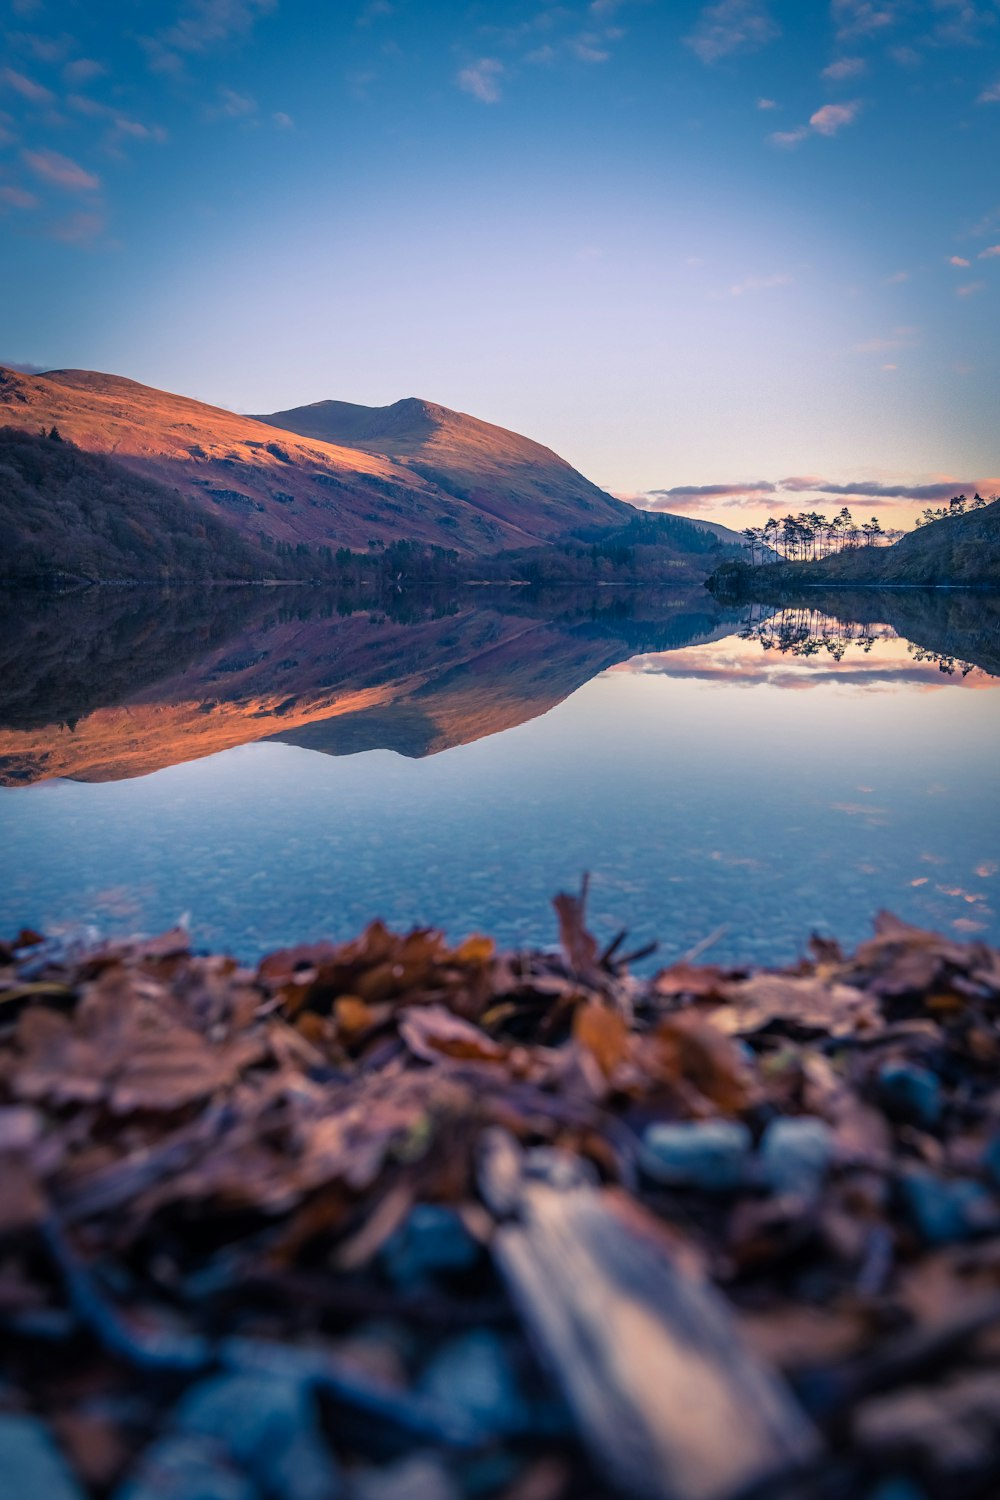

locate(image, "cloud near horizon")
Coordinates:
641 474 1000 513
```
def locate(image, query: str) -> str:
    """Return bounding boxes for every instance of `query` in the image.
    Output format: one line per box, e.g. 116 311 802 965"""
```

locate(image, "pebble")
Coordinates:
867 1481 929 1500
760 1116 834 1199
418 1332 525 1436
351 1453 460 1500
380 1206 481 1288
641 1119 752 1192
0 1413 85 1500
173 1372 341 1500
877 1063 942 1129
113 1435 256 1500
899 1169 998 1245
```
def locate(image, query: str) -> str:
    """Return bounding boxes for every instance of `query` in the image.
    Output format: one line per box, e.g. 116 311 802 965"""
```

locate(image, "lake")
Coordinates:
1 584 997 968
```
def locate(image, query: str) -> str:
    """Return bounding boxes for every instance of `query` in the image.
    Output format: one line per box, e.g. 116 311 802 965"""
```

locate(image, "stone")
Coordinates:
899 1169 998 1246
380 1205 481 1288
113 1435 256 1500
173 1372 341 1500
418 1331 525 1436
867 1481 929 1500
760 1116 834 1199
0 1414 85 1500
641 1119 752 1192
878 1063 942 1129
351 1454 459 1500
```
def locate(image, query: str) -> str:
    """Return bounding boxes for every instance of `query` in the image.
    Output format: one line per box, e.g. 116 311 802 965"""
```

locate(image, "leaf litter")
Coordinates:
1 898 1000 1498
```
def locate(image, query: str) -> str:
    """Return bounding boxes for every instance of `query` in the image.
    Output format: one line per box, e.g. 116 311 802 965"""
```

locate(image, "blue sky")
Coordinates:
1 0 999 524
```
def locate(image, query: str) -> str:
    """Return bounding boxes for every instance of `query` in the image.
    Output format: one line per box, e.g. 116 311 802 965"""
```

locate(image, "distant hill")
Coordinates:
0 427 279 583
253 395 626 541
710 497 1000 592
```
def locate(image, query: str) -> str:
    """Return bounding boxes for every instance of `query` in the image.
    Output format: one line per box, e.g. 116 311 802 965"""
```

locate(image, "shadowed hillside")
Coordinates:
0 427 281 582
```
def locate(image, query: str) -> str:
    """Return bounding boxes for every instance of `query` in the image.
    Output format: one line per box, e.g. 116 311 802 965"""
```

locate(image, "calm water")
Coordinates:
1 585 997 967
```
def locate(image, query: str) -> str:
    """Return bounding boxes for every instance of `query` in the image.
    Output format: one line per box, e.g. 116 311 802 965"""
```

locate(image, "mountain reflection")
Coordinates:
0 585 737 784
1 584 997 787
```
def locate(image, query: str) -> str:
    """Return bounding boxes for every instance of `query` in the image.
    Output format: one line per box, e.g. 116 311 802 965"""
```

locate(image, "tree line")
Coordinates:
740 508 905 565
739 492 995 566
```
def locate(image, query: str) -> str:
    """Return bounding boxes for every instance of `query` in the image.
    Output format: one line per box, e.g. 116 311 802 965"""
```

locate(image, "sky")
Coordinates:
1 0 999 528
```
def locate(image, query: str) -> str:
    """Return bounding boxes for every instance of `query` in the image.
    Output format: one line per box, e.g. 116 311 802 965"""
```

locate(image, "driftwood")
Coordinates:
481 1131 820 1500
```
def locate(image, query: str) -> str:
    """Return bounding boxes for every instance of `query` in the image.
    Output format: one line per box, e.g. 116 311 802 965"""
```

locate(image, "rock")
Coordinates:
641 1119 751 1192
113 1435 256 1500
878 1063 942 1129
899 1169 998 1245
0 1414 85 1500
867 1480 929 1500
173 1372 341 1500
760 1116 834 1199
418 1332 525 1436
380 1206 481 1288
351 1453 459 1500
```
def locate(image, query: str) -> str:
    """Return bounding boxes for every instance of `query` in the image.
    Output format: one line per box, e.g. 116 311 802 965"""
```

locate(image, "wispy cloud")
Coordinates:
809 100 861 135
729 272 791 295
166 0 276 52
645 482 776 511
855 325 919 353
956 281 984 296
978 79 1000 103
457 57 504 103
757 96 777 108
949 255 971 267
67 95 168 149
832 1 900 42
768 125 810 147
821 56 865 81
63 58 105 86
884 269 909 283
769 98 861 147
22 147 100 192
642 472 999 513
978 244 1000 259
209 86 258 118
0 183 39 209
146 0 276 73
1 67 55 107
684 0 778 64
48 208 106 245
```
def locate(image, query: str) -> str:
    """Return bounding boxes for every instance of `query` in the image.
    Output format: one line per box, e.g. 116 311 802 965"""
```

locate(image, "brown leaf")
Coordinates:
553 882 600 979
573 1002 629 1079
645 1010 755 1113
398 1005 506 1064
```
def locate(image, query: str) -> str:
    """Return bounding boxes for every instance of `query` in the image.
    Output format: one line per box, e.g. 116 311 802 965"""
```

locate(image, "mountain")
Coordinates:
0 366 629 559
252 396 626 542
710 499 1000 592
0 426 279 582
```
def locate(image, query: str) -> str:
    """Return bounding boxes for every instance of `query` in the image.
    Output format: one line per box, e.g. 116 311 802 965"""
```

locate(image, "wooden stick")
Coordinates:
481 1131 820 1500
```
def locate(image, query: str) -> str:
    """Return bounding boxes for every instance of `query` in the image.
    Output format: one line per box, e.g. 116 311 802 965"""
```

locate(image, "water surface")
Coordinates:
1 585 997 966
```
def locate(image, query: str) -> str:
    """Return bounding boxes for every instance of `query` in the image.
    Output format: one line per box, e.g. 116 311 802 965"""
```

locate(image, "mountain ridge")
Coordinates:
0 366 630 559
